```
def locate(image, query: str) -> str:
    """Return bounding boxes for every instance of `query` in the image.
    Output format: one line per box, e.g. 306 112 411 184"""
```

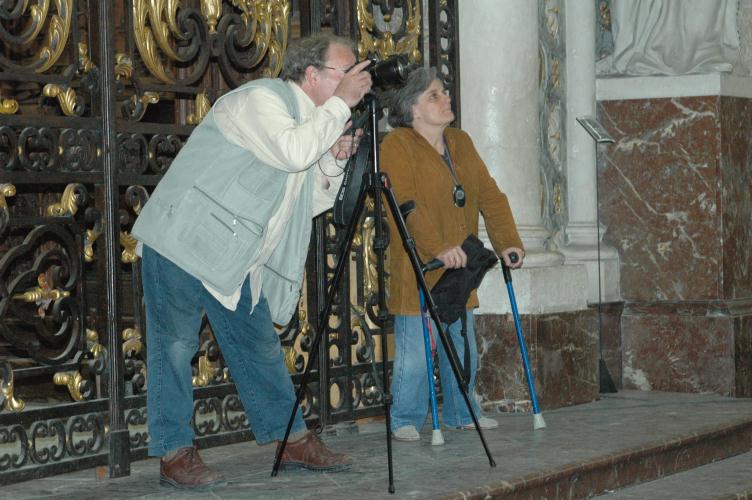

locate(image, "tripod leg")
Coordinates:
379 174 496 467
272 181 370 477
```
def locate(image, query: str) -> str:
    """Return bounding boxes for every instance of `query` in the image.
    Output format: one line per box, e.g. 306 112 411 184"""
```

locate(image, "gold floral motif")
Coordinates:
187 92 211 125
114 53 134 80
0 184 16 220
53 371 86 401
46 183 83 216
201 0 223 34
0 99 19 114
120 231 139 264
262 0 291 78
192 355 216 387
356 0 422 64
1 366 25 412
122 328 143 356
42 84 82 117
13 275 70 303
84 227 102 262
86 329 105 359
35 0 74 73
283 345 296 373
132 0 180 84
78 42 95 74
128 91 160 121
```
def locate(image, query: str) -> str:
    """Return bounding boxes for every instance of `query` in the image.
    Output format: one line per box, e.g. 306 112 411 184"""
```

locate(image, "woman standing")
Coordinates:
381 68 524 441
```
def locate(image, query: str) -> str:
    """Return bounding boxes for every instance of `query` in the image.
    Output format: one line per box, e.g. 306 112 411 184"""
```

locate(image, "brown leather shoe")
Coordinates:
277 432 352 472
160 446 226 489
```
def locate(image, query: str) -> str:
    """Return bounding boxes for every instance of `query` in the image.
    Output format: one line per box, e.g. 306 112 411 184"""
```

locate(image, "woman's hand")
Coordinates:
436 245 467 269
501 247 524 269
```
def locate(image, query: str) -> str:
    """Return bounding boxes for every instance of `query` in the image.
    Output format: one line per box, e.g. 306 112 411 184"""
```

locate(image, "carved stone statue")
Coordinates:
599 0 742 75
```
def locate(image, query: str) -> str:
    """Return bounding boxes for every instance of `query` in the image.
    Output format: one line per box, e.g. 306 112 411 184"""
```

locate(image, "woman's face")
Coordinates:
411 79 454 129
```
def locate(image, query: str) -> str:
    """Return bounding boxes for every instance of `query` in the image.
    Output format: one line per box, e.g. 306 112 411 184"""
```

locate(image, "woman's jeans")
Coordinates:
142 245 306 456
390 310 481 430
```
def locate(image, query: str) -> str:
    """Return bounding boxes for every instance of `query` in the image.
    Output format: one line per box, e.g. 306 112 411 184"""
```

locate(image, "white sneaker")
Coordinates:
460 416 498 430
392 425 420 441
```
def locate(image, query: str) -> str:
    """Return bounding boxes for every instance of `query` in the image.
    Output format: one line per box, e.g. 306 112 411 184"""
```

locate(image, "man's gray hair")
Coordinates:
386 67 438 128
281 33 356 83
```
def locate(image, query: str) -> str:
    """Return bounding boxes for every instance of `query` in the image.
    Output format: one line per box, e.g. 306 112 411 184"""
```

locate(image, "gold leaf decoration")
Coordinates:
53 371 86 401
0 99 19 114
187 92 211 125
42 84 82 117
35 0 74 73
46 183 83 216
122 328 143 356
357 0 421 64
120 231 139 264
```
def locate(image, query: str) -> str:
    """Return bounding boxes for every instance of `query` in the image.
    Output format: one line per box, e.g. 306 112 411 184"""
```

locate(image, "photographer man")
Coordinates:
381 68 524 442
132 33 371 489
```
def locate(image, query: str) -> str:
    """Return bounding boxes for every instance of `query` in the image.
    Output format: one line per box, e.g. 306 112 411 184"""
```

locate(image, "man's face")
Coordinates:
308 43 357 106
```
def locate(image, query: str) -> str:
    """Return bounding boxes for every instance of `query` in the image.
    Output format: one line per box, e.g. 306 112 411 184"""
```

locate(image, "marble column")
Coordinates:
458 0 597 410
559 0 620 304
458 0 589 315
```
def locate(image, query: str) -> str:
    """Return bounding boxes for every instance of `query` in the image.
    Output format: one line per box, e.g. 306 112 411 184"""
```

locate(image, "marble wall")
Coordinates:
597 91 752 396
474 310 599 411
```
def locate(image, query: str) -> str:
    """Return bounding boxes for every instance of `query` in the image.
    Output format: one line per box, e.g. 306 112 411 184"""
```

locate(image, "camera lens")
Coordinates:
369 55 410 88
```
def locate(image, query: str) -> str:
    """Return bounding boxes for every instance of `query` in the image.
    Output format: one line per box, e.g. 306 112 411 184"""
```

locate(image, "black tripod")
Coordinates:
272 95 496 493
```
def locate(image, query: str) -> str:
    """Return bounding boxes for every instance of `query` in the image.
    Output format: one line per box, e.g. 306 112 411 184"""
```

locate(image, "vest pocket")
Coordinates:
176 185 264 274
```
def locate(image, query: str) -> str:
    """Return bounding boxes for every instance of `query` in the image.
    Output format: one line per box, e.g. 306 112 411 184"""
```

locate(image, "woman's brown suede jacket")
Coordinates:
380 127 523 315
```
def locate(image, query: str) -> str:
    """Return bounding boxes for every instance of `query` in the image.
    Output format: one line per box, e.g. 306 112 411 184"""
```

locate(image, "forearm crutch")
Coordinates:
502 253 546 430
418 287 444 446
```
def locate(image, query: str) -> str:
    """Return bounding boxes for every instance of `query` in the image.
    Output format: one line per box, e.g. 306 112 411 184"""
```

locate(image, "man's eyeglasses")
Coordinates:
322 63 355 74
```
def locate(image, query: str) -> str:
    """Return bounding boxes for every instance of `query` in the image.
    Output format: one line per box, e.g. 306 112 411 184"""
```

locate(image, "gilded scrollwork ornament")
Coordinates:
187 92 211 125
0 99 19 115
0 362 26 412
357 0 422 64
42 84 84 117
122 328 144 356
192 354 217 387
77 42 96 74
86 329 105 360
0 184 16 230
46 183 86 217
53 371 89 401
120 231 139 264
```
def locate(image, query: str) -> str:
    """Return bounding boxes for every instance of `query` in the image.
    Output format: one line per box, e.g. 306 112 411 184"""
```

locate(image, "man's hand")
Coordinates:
330 121 364 160
436 245 467 269
333 60 372 108
501 247 524 269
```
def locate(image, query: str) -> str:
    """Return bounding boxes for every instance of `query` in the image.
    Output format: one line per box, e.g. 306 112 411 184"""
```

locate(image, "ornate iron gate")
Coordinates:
0 0 459 484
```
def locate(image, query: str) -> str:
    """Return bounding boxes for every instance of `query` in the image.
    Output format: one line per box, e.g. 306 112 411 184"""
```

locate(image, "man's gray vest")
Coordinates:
132 79 314 325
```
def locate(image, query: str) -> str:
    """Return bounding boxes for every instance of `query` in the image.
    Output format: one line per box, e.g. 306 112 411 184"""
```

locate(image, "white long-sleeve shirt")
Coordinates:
205 81 351 312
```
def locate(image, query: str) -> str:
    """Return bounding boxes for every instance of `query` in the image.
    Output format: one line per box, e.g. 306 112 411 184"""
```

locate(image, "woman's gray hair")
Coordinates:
281 33 356 82
386 67 438 128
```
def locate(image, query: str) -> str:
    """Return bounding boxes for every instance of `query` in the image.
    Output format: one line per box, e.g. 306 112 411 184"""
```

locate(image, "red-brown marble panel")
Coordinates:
474 309 598 411
597 97 722 302
720 97 752 299
621 302 735 395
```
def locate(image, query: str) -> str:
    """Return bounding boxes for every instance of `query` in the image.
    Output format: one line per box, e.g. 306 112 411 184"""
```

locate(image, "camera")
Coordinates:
368 55 410 88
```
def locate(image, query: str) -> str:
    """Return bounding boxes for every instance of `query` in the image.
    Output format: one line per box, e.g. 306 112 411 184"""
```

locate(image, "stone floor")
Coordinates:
4 390 752 499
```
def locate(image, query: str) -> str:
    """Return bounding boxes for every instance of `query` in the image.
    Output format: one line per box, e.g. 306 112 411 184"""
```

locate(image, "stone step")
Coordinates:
593 451 752 499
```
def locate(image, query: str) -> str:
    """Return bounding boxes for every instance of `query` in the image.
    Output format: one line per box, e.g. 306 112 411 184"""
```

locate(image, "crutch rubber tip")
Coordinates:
533 413 546 430
431 429 445 446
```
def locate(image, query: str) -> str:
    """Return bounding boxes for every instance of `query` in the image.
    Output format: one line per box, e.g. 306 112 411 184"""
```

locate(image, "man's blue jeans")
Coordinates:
142 245 306 456
390 310 481 430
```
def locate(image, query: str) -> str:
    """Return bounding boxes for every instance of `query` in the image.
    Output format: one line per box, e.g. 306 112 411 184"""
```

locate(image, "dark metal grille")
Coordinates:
0 0 459 485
